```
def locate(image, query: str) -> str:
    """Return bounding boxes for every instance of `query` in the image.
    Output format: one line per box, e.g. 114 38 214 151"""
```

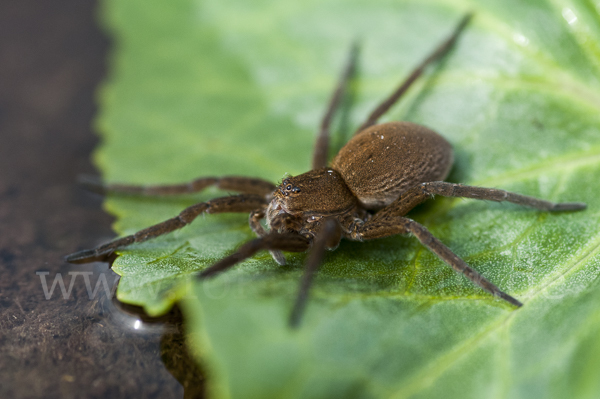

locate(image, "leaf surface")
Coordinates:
97 0 600 397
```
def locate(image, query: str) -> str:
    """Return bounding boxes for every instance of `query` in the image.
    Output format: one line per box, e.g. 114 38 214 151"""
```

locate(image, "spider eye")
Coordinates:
286 185 292 190
292 187 301 193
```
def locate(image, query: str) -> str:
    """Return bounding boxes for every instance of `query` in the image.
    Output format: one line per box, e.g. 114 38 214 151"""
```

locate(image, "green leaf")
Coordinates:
97 0 600 397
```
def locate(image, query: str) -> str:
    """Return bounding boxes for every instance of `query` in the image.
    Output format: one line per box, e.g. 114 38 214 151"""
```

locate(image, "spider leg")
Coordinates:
198 232 310 278
372 181 586 222
249 208 286 265
358 216 522 307
312 43 358 169
199 219 341 328
78 174 276 197
289 218 342 328
65 194 268 263
355 13 472 134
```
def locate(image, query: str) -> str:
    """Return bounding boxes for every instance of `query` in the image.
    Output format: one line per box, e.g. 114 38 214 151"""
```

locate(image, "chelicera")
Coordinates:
67 14 586 326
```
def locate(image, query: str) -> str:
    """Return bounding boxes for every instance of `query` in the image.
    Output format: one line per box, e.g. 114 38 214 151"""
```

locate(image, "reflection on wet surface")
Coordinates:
0 1 202 397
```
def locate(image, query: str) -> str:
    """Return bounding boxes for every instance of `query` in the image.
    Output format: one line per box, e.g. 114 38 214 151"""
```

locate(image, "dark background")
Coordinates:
0 1 201 397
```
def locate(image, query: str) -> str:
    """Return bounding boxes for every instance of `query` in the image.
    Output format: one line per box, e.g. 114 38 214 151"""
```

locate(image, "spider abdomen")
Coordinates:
331 121 453 210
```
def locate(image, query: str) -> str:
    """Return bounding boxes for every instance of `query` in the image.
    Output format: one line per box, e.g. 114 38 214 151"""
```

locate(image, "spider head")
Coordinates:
266 168 357 232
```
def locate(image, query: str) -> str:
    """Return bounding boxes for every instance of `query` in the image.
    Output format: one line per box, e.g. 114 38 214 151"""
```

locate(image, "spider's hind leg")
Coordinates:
357 216 522 307
312 43 358 170
355 13 472 133
371 181 586 223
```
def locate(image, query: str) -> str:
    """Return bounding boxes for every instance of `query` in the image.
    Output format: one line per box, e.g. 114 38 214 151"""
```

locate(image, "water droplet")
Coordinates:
513 32 529 46
562 8 578 25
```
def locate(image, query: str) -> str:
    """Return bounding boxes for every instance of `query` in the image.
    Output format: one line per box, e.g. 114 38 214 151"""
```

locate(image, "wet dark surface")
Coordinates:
0 1 202 398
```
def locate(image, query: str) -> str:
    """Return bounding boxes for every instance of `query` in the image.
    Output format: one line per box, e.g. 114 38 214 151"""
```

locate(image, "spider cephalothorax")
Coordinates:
267 120 454 252
267 169 359 237
67 14 586 327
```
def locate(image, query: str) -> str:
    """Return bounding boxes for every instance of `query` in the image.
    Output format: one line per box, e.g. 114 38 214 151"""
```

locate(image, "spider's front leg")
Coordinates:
289 218 342 327
78 175 276 197
357 216 523 307
66 194 268 262
197 218 342 328
197 232 311 278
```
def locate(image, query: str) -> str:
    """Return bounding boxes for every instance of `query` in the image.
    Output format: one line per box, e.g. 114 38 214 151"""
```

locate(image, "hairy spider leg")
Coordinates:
195 219 341 328
354 181 586 306
358 217 522 306
371 181 587 223
65 194 268 262
289 218 342 327
78 174 276 197
198 232 311 278
355 12 472 134
312 43 359 170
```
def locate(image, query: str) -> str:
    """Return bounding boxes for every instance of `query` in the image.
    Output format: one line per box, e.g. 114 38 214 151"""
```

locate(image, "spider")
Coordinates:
67 14 586 327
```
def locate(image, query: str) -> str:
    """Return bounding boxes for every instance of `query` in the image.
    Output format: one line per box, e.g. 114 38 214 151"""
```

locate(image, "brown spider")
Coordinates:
67 14 586 327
